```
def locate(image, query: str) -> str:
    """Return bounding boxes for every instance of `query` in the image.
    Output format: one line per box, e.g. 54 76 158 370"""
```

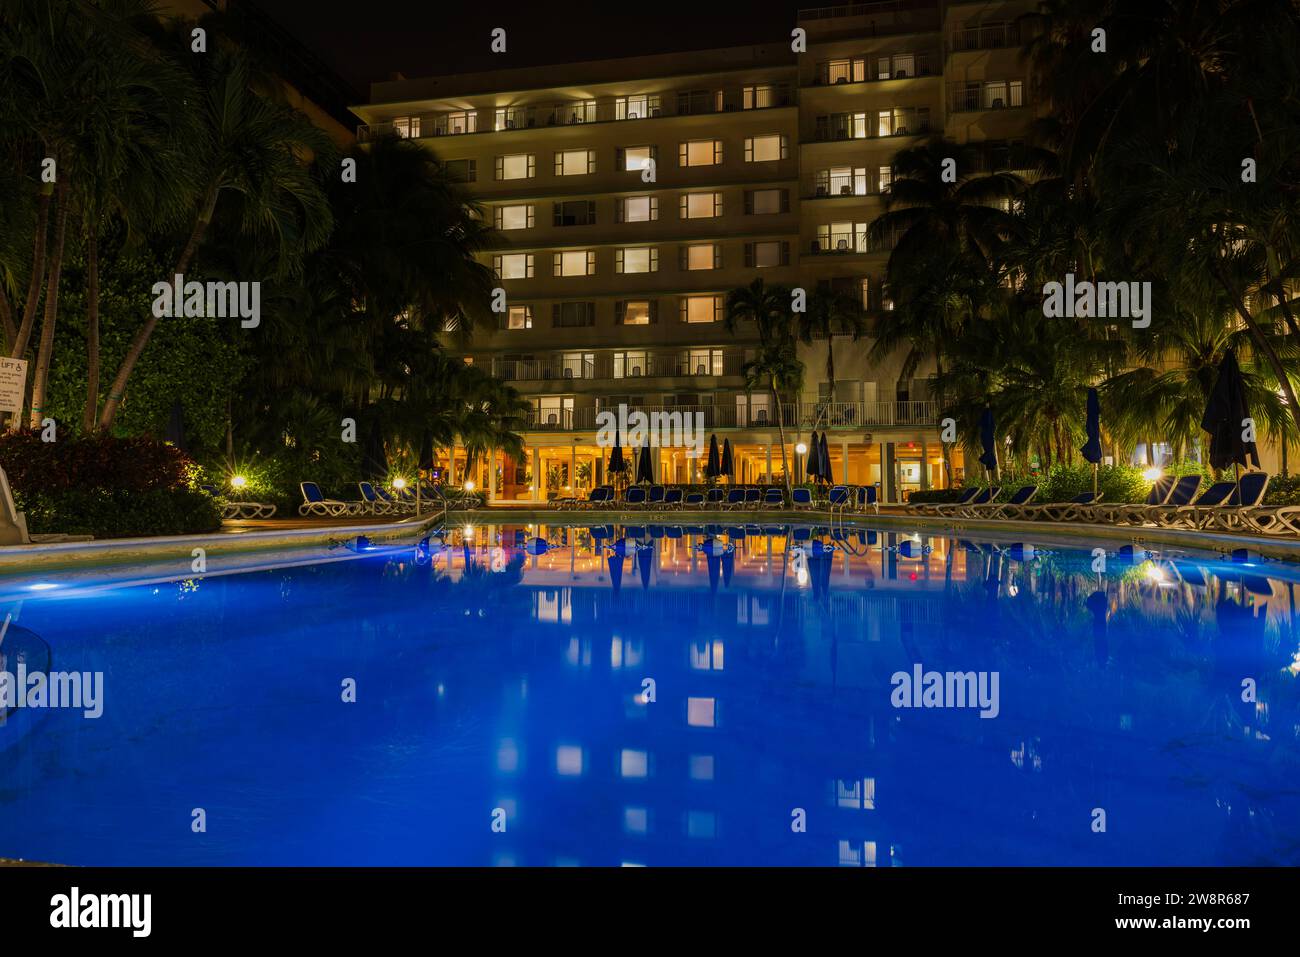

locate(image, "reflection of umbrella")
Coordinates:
636 444 653 484
707 554 720 594
706 435 721 479
637 545 653 589
721 549 734 586
1082 387 1103 494
1086 589 1109 667
608 428 628 474
819 432 831 486
163 401 187 452
720 438 734 481
1201 348 1259 488
978 408 998 476
607 553 624 596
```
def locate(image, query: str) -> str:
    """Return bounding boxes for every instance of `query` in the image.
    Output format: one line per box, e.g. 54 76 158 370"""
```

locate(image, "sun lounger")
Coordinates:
791 487 813 509
913 486 980 513
1146 480 1236 528
933 487 999 515
201 484 277 520
762 488 785 509
299 482 359 517
1017 490 1102 521
1182 472 1269 531
1086 475 1175 524
969 484 1037 518
663 488 684 507
624 486 647 506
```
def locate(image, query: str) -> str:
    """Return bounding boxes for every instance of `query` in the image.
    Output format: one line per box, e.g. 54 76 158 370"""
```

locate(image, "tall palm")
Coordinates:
795 286 867 428
98 27 334 430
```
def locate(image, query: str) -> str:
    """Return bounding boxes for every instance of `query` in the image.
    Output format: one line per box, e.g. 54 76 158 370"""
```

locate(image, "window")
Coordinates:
440 110 477 134
554 250 596 277
552 302 596 327
742 85 780 109
817 112 870 140
878 165 893 193
746 241 788 267
682 243 720 271
555 149 596 176
494 107 529 131
876 108 928 136
680 295 722 324
617 195 659 222
559 352 594 379
816 222 869 253
616 300 655 325
679 139 723 167
561 100 596 124
553 200 596 227
616 94 659 120
746 188 787 214
534 396 575 427
392 116 420 138
496 153 535 180
618 146 656 172
677 89 723 115
503 305 533 329
688 349 723 376
616 247 658 274
877 53 916 79
445 158 477 183
614 351 649 378
493 254 535 280
744 135 787 162
983 79 1023 109
680 191 722 219
495 204 535 230
822 58 865 84
815 167 867 197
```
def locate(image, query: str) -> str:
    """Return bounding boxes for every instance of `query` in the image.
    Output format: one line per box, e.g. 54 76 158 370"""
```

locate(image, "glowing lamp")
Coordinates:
1143 467 1163 482
795 443 808 456
230 475 248 490
392 477 407 490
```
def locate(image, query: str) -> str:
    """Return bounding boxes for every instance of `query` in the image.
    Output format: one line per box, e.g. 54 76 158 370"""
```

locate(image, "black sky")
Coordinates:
249 0 807 100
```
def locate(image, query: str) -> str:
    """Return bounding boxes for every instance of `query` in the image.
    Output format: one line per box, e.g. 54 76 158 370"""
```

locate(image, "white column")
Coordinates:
532 446 541 503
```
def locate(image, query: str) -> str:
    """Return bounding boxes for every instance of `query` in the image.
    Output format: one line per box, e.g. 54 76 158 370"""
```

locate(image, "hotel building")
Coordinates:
351 0 1041 504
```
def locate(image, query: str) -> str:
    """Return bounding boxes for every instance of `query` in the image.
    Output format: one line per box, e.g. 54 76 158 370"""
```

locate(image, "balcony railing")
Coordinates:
812 111 930 143
495 353 747 383
948 82 1026 113
949 22 1022 54
523 400 938 431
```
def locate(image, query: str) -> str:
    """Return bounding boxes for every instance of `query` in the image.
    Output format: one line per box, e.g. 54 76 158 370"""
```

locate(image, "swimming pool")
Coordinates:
1 522 1297 866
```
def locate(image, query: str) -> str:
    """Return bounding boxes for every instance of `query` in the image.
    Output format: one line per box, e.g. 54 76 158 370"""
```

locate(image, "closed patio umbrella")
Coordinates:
608 428 627 474
805 431 820 483
819 432 832 486
1081 387 1103 493
705 434 721 480
636 443 654 484
1201 348 1259 493
978 408 998 482
720 438 734 482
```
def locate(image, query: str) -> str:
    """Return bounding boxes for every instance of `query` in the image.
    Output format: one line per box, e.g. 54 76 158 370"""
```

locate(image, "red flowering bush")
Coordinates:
0 430 194 495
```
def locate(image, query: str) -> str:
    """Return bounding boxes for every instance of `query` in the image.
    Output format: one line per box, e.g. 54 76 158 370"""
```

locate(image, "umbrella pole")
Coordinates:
1093 463 1098 496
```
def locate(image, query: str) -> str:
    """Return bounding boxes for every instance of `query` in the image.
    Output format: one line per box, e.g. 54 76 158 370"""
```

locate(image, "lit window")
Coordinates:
619 301 652 325
555 250 596 277
679 139 722 166
392 116 420 138
619 195 658 223
681 295 721 324
616 247 658 274
494 253 534 279
683 244 718 270
680 192 722 219
497 153 535 180
745 135 787 162
496 204 534 230
616 94 659 120
742 85 777 109
506 305 532 329
750 241 784 267
622 146 654 171
442 110 476 134
555 149 595 176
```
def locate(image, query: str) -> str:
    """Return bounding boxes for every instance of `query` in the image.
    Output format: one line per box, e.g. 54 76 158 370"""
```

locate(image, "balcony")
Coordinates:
948 81 1026 114
494 352 747 383
811 111 930 143
523 400 938 431
948 22 1022 55
810 51 937 86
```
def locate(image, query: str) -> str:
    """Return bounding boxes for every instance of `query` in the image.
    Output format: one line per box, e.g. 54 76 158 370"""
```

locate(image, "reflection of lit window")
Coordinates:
620 749 648 778
836 777 876 809
689 754 714 781
624 807 649 835
556 745 584 776
611 636 643 668
685 810 716 839
838 840 876 866
497 739 520 774
538 589 572 624
687 696 716 727
689 640 725 671
564 637 590 667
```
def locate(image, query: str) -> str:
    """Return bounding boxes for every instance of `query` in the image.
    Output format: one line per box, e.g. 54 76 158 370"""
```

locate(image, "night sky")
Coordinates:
249 0 808 99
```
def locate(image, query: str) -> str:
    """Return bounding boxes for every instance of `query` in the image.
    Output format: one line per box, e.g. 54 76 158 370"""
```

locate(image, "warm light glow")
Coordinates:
1143 467 1163 482
392 477 407 490
464 480 476 492
230 475 248 490
795 443 808 456
463 525 475 540
1145 563 1166 583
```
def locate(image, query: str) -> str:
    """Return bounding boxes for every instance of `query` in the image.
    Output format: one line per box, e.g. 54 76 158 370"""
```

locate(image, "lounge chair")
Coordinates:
1113 475 1202 526
913 486 980 514
624 486 647 506
299 482 358 517
1183 472 1269 531
201 484 277 520
358 482 399 515
722 489 745 509
705 488 727 508
1017 490 1102 521
827 485 851 508
663 488 684 507
933 487 999 516
1086 475 1175 525
1146 480 1236 528
855 485 879 513
791 487 814 509
743 488 762 508
572 486 611 509
683 491 705 507
973 484 1037 519
762 488 785 509
647 485 666 507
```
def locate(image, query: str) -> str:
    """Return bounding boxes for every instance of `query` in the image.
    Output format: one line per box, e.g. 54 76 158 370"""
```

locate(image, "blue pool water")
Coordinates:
1 523 1298 866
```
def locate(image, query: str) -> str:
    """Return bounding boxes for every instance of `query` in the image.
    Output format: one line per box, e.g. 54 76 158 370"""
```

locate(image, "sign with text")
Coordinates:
0 358 27 414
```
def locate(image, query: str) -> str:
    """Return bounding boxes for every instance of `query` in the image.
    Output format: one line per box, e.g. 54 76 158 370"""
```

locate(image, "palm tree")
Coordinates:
98 27 334 430
795 286 868 429
725 278 800 494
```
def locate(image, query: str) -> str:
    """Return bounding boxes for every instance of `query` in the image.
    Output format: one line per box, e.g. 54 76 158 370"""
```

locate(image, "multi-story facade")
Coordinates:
351 0 1039 504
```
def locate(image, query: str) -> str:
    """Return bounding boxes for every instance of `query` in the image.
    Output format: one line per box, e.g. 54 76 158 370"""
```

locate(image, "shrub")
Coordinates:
907 488 965 505
17 487 222 539
1035 463 1150 503
0 430 193 493
1264 474 1300 506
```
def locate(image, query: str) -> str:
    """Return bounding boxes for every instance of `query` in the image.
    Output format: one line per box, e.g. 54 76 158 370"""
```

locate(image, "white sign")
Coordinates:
0 358 27 415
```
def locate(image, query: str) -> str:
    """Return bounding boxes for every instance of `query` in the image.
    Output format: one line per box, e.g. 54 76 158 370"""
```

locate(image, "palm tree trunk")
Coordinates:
0 284 14 351
98 188 217 431
9 187 52 359
82 226 100 432
1211 262 1300 434
28 179 71 429
935 351 952 487
771 378 791 496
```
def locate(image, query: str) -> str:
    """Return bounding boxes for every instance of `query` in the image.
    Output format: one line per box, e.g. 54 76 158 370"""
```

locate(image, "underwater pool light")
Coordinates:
27 582 58 591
